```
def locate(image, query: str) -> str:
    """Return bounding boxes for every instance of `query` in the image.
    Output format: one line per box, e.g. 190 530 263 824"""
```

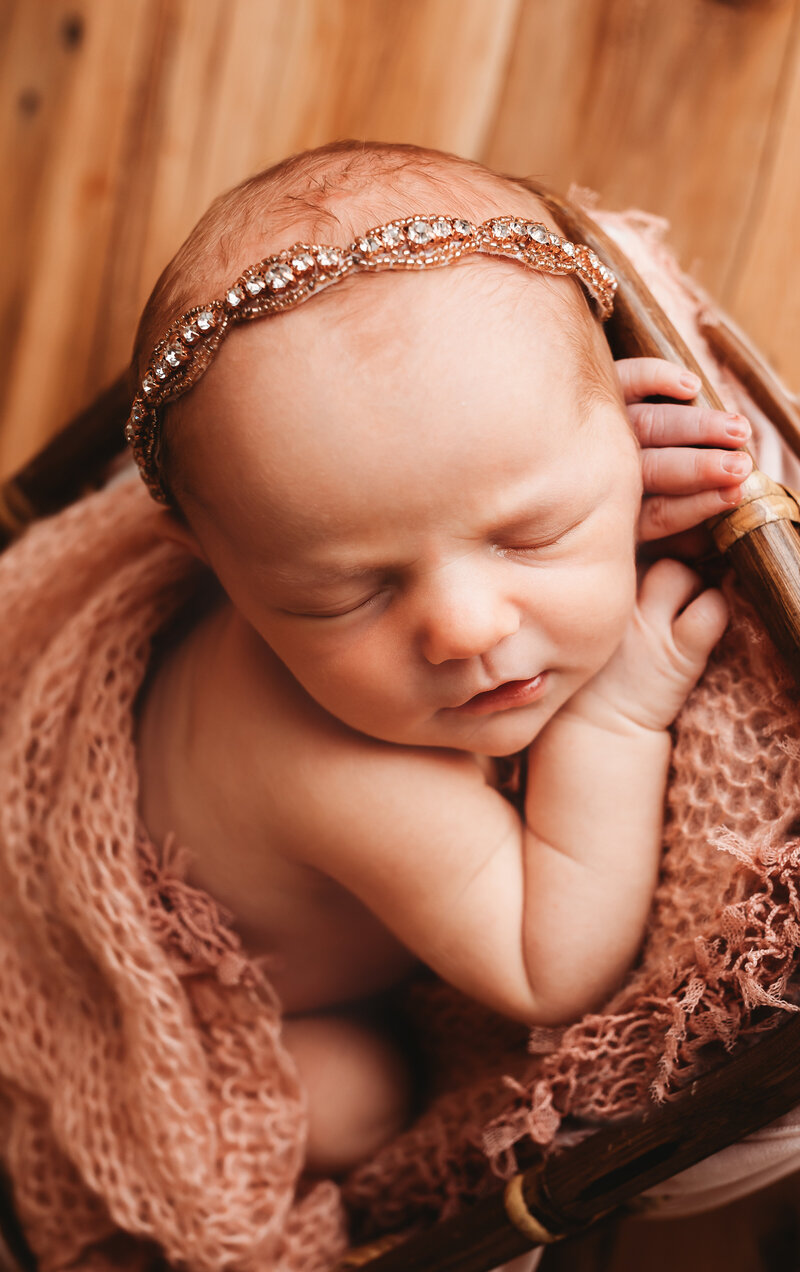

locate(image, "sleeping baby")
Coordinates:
129 139 753 1178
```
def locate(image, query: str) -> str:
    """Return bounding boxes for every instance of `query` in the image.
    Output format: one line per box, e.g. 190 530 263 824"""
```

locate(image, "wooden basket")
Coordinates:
2 188 800 1272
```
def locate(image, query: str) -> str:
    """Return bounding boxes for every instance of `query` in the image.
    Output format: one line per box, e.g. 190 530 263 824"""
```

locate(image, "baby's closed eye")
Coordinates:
494 529 576 556
491 514 588 558
284 591 387 619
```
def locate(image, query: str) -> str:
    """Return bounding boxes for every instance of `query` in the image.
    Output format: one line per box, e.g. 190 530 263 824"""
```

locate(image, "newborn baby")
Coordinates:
131 141 752 1177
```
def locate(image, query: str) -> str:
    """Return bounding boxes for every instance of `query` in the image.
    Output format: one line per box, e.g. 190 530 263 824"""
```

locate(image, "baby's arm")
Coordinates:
284 561 725 1027
520 559 728 1020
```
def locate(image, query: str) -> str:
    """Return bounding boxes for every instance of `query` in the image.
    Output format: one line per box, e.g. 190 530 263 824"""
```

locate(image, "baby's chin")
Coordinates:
355 707 551 758
434 714 548 757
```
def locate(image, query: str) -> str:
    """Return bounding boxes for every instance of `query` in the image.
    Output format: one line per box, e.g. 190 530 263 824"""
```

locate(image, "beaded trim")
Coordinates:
127 214 618 504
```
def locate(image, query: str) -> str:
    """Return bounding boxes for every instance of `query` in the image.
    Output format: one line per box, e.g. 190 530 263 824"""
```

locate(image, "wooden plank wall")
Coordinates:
1 0 799 477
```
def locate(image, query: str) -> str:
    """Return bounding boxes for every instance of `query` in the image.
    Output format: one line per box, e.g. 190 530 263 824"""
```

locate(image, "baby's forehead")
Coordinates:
237 260 613 460
223 251 594 379
181 260 616 530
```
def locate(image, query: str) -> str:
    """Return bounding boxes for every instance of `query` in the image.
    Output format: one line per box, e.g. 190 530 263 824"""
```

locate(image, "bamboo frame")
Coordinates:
2 189 800 1272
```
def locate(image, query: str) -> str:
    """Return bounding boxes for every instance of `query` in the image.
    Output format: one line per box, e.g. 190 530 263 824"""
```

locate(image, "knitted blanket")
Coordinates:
2 210 800 1270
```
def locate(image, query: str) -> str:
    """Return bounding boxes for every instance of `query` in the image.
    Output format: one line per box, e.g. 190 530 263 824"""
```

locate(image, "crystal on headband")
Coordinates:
164 345 186 368
316 248 341 268
267 263 295 289
126 211 619 506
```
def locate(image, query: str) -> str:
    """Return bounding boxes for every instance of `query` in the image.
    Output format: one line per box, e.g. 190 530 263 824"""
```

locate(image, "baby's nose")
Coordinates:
416 565 520 665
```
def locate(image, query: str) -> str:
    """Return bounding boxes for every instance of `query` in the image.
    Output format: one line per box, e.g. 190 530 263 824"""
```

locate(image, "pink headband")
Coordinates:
127 213 618 505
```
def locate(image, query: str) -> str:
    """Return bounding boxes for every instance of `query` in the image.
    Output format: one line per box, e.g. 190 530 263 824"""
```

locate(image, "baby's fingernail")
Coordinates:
680 373 702 391
720 485 744 505
725 413 751 439
722 453 752 476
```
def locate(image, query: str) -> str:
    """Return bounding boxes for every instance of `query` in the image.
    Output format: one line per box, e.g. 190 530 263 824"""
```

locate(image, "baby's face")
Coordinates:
177 262 643 756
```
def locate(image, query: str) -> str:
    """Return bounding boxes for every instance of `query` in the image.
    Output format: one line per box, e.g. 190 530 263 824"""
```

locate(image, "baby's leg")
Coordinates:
281 1007 416 1177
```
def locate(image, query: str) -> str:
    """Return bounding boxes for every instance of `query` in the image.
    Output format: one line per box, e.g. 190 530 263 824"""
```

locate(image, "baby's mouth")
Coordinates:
449 673 547 716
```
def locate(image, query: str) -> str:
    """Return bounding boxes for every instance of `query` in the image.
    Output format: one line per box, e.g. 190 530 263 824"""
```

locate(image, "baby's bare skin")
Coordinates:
137 590 421 1013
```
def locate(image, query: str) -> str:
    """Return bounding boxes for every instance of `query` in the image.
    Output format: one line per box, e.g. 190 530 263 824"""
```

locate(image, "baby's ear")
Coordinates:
153 508 210 566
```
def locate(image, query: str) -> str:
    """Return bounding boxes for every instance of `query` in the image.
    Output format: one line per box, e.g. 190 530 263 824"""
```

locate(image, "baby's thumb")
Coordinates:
672 587 729 662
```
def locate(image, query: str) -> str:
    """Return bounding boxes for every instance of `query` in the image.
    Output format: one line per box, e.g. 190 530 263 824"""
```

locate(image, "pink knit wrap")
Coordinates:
2 209 800 1269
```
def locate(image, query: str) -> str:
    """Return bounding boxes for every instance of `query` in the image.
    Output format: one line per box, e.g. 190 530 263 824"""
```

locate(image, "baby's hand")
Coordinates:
563 559 729 735
616 357 753 558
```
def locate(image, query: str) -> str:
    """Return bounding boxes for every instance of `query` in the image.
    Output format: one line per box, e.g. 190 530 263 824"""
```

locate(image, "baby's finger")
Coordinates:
641 445 752 495
672 588 730 662
629 402 752 449
637 558 703 622
615 357 702 405
638 487 747 542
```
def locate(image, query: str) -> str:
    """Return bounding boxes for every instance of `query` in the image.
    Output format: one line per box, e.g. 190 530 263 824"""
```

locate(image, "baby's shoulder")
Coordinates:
217 611 503 844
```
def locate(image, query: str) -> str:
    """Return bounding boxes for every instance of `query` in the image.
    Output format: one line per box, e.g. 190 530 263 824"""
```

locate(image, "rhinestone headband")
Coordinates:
127 214 618 504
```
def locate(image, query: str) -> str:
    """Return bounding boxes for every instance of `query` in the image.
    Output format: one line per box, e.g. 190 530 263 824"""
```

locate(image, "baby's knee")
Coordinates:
281 1010 415 1177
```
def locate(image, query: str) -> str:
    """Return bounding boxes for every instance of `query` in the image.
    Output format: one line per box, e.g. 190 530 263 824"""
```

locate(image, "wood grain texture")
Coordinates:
2 0 798 478
486 0 800 376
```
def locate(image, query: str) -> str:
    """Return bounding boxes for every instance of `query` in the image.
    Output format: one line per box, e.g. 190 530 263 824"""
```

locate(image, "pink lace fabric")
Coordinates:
0 490 347 1270
2 209 800 1269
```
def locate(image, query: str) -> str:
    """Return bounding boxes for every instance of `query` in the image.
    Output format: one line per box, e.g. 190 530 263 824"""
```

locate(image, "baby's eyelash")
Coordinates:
290 591 384 620
495 530 571 555
508 538 562 552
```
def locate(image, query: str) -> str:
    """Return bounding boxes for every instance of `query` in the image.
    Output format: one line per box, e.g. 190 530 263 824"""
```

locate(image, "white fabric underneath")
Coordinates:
495 1250 544 1272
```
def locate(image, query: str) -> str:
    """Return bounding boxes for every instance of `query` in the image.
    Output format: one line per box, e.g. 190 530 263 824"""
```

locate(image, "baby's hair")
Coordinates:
132 140 622 524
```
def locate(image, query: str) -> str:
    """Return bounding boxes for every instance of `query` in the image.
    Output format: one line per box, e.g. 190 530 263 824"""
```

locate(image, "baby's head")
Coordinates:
132 141 642 756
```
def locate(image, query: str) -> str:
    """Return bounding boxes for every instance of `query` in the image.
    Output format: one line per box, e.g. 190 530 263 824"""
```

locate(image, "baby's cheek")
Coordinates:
305 639 410 721
577 559 637 665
